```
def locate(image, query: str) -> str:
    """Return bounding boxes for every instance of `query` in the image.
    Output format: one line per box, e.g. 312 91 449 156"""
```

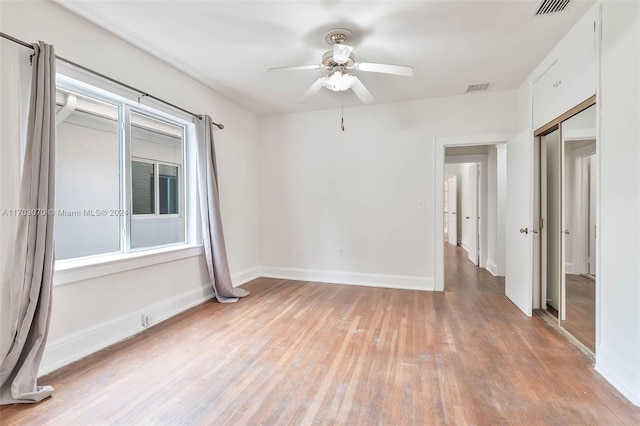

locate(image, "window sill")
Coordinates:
53 245 204 287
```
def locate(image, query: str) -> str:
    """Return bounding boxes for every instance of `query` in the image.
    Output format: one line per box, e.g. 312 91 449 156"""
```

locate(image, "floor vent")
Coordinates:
535 0 571 16
466 83 492 93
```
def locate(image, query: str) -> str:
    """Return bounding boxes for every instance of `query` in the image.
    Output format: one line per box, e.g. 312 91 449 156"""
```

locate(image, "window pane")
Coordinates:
159 164 179 215
55 89 121 260
130 112 185 249
131 161 155 215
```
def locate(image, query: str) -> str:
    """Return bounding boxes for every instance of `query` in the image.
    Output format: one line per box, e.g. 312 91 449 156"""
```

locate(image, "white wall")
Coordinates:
516 1 640 405
595 0 640 406
0 0 261 373
258 91 518 289
486 146 506 276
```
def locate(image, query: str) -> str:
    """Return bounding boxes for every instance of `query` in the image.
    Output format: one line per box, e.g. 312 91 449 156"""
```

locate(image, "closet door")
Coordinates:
560 104 597 352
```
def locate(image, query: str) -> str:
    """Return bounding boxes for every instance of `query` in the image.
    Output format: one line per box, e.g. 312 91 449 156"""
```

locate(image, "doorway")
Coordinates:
444 161 480 266
434 133 513 291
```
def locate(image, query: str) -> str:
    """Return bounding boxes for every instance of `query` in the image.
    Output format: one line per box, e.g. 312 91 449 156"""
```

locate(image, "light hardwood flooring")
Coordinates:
563 273 596 352
1 244 639 424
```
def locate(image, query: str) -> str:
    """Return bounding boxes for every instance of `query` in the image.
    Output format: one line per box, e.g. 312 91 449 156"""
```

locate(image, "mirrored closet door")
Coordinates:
560 104 596 352
537 99 596 353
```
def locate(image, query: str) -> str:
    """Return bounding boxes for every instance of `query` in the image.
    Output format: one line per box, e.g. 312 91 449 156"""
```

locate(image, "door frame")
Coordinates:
434 133 515 291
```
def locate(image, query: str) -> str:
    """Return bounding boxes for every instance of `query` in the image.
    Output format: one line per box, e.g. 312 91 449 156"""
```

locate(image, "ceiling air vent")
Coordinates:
535 0 571 16
466 83 492 93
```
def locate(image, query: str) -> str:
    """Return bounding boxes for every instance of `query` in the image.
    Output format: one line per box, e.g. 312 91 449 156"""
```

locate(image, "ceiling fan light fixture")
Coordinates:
323 70 356 91
333 43 353 64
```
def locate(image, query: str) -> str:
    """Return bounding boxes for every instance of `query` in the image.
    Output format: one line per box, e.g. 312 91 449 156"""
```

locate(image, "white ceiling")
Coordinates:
56 0 594 116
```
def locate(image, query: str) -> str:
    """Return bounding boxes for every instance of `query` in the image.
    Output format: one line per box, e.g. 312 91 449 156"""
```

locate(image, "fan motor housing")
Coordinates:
321 50 356 69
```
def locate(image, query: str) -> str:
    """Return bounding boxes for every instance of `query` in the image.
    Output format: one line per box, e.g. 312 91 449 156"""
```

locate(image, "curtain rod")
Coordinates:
0 31 224 130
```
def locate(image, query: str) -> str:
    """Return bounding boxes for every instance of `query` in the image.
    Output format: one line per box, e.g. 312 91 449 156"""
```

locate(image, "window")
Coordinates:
130 161 180 216
55 78 191 261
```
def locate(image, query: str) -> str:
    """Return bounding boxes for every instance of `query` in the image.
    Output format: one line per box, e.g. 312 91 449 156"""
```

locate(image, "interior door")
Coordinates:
447 175 457 246
467 164 479 265
505 130 534 316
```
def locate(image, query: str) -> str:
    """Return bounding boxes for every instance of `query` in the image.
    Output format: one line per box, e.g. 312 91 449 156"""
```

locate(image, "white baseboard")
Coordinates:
260 266 433 291
231 267 261 287
486 260 498 276
595 346 640 407
460 240 470 253
565 262 575 274
40 283 214 376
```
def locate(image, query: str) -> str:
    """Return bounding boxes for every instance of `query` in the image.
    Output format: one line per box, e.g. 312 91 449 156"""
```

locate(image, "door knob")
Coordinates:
520 228 529 234
532 228 539 234
452 212 456 215
564 229 571 235
466 216 470 219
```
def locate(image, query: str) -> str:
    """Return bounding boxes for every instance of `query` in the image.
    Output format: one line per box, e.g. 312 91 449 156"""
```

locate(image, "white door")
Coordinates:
447 175 457 246
505 130 534 316
466 164 479 265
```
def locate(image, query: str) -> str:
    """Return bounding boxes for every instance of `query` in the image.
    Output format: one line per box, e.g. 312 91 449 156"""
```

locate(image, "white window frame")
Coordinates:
54 74 201 286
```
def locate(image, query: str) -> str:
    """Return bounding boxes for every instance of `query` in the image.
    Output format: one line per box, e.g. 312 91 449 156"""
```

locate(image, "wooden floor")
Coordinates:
563 273 596 352
2 245 639 425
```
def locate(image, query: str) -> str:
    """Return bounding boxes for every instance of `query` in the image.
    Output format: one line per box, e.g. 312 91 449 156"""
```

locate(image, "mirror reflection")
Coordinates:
561 104 596 352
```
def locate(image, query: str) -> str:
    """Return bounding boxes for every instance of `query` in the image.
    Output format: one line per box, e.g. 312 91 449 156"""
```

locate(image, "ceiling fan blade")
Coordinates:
301 77 326 102
351 77 375 104
268 64 323 73
355 62 414 77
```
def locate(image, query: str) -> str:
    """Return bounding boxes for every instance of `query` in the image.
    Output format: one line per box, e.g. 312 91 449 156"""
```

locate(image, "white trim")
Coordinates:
260 266 433 291
486 260 499 276
231 267 261 287
595 347 640 407
434 132 516 291
39 282 214 376
54 245 204 286
564 262 575 274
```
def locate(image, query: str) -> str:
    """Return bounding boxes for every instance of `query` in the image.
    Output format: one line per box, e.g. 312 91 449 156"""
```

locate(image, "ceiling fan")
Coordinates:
268 29 414 104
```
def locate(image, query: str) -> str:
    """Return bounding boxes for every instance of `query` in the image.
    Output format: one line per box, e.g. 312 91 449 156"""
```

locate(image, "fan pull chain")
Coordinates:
341 91 345 131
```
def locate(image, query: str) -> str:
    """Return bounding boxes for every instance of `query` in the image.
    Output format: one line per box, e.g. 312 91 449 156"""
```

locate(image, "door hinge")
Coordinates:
539 218 544 229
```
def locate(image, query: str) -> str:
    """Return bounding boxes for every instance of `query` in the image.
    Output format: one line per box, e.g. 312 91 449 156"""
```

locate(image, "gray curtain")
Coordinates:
195 115 249 303
0 42 56 404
